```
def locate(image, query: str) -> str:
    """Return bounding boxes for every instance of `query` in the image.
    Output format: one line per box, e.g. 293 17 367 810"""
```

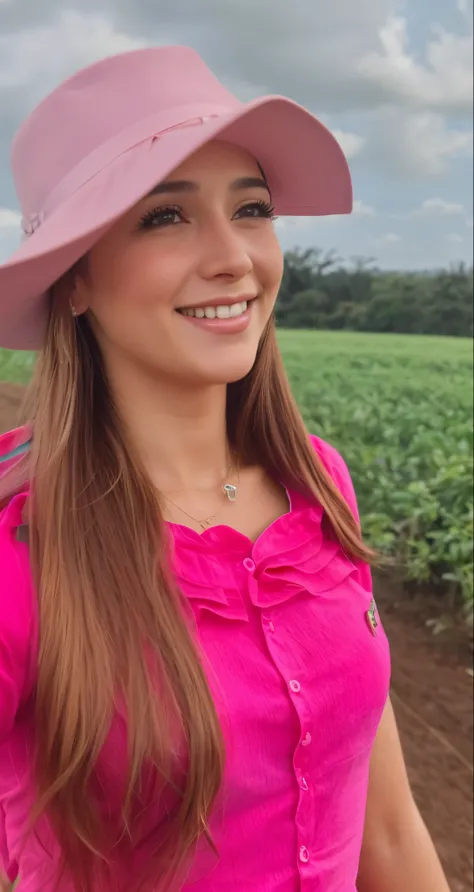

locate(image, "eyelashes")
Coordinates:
137 199 277 230
138 206 182 228
238 199 276 220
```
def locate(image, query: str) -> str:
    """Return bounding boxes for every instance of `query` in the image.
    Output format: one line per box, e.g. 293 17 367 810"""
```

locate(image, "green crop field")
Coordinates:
1 329 473 606
279 330 473 606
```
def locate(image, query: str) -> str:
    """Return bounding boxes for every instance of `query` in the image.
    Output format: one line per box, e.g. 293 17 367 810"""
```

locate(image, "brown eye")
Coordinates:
138 206 183 229
235 201 276 220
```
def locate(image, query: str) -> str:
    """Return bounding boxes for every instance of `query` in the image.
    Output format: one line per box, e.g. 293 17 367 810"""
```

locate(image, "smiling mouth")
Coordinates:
176 299 254 319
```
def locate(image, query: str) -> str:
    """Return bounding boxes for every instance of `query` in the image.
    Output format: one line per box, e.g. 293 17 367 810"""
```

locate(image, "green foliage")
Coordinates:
277 249 474 337
0 349 36 384
278 330 473 606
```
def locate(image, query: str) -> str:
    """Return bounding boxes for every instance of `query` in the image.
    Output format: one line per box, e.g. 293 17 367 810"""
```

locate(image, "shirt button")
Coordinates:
243 558 256 572
268 621 275 632
299 776 309 791
289 680 301 693
302 732 312 747
299 846 310 863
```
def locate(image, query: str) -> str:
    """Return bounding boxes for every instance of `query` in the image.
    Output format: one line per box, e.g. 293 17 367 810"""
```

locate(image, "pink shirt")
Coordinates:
0 433 391 891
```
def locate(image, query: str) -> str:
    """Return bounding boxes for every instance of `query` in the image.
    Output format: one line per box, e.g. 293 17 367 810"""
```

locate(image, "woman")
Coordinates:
0 46 449 892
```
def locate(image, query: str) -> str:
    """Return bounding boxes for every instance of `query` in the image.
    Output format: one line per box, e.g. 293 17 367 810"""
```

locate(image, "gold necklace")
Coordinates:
162 461 240 531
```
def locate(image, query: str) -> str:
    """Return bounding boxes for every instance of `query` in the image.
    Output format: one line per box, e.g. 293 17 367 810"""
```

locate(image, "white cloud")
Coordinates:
274 216 314 232
448 232 465 243
0 10 146 98
0 208 21 230
375 232 402 245
357 15 473 114
0 208 21 262
302 198 376 223
331 129 366 158
352 199 376 217
122 1 471 117
421 198 465 216
457 0 473 21
390 198 471 223
367 109 473 178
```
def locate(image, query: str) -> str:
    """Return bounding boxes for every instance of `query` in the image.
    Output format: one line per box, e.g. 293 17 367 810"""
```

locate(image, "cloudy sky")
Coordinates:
0 0 472 270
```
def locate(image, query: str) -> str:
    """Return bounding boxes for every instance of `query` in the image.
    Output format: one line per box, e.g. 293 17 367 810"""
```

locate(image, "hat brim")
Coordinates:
0 95 352 350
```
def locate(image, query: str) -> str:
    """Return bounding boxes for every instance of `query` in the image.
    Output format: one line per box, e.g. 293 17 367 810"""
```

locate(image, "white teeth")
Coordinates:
179 300 250 319
230 301 247 317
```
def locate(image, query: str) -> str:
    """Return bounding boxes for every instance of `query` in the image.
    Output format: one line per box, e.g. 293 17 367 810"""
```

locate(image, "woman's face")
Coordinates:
72 140 284 387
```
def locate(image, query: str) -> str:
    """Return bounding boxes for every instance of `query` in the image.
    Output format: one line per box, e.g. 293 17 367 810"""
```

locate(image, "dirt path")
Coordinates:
375 580 473 891
1 383 473 889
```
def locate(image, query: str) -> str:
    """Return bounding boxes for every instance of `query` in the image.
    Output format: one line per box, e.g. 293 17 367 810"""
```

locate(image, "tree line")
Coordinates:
276 249 473 337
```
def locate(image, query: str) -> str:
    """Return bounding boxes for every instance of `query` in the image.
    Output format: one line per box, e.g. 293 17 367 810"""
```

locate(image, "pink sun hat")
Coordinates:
0 45 352 351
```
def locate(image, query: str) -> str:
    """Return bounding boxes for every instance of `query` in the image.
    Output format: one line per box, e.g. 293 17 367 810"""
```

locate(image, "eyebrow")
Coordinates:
147 176 270 197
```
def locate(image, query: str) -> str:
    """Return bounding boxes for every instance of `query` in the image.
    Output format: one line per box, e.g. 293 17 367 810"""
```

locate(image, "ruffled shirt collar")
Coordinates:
168 488 357 622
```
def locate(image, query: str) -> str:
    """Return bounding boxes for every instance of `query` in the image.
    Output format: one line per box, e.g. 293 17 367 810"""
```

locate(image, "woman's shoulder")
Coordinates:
0 424 34 615
309 433 345 468
308 432 350 475
0 428 36 739
308 433 359 520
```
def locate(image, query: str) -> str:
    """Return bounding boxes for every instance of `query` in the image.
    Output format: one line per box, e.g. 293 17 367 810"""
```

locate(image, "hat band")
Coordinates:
21 103 235 238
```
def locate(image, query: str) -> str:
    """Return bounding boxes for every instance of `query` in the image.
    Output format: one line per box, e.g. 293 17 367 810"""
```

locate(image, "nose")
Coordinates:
197 218 253 282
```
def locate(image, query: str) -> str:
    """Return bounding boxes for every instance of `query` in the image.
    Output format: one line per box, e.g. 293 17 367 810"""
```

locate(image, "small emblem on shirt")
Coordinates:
365 599 378 636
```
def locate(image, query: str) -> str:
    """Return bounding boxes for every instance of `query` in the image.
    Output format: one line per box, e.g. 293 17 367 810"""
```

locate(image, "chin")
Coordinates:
198 356 258 386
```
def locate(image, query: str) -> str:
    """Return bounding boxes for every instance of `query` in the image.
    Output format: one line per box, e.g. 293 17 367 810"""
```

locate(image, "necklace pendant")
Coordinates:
223 483 237 502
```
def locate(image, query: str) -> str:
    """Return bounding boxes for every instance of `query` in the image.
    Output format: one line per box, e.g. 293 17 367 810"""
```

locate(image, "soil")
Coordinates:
1 383 473 890
375 577 473 891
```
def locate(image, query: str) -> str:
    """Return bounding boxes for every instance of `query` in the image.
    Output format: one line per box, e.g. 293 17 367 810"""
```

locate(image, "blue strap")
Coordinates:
0 439 32 464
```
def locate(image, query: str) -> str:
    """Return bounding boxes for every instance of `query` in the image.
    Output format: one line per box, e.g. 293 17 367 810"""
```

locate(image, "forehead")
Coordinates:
145 140 270 200
167 139 263 180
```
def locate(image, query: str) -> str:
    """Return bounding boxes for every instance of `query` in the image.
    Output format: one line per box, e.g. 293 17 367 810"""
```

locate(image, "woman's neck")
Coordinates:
110 367 231 494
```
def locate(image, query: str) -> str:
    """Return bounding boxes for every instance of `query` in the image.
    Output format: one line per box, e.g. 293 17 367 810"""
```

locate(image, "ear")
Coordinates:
70 270 91 316
54 260 90 316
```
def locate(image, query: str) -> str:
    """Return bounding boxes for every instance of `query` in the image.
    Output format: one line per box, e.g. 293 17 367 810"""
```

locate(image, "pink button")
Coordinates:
299 846 310 864
302 732 312 747
299 776 309 791
289 680 301 693
243 558 255 572
268 621 275 632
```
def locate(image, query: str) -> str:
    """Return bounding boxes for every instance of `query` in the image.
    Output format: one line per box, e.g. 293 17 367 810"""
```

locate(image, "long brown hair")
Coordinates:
0 288 375 891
